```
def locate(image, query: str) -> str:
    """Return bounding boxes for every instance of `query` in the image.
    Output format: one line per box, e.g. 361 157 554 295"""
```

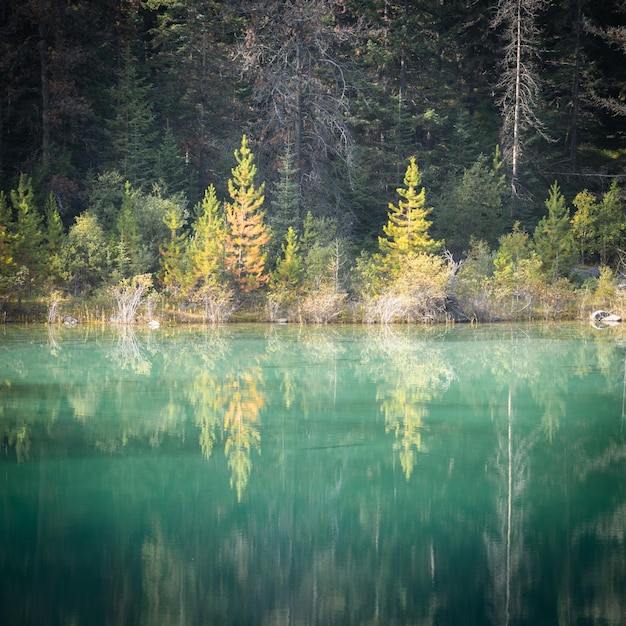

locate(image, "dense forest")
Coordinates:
1 0 625 323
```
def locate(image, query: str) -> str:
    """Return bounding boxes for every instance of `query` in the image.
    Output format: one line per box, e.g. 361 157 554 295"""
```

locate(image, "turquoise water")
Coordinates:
1 322 625 625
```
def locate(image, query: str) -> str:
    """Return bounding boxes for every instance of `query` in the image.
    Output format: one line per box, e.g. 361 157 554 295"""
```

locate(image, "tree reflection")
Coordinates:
223 369 264 502
366 327 454 479
141 517 196 625
109 325 152 375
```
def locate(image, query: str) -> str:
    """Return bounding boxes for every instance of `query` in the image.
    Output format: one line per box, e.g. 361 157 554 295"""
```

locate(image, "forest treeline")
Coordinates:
1 0 625 323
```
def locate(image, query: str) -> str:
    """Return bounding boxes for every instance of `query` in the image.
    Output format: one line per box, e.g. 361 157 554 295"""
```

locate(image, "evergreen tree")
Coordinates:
159 202 189 297
571 189 598 265
533 182 576 279
270 226 303 299
107 53 158 188
43 193 64 284
594 181 624 266
154 123 186 195
379 157 442 264
269 142 301 238
0 191 17 293
188 184 227 293
59 212 111 295
434 150 508 253
10 174 44 293
114 181 144 280
224 136 271 294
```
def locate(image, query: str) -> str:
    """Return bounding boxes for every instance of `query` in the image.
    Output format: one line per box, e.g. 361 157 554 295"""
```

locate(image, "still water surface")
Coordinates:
1 322 625 625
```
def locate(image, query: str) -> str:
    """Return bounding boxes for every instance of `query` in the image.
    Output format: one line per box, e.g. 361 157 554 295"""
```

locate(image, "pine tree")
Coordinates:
379 157 442 264
10 174 45 294
159 202 189 297
270 227 303 297
270 141 301 239
107 53 158 188
533 182 576 279
114 181 143 279
434 150 508 253
188 184 226 292
43 193 64 283
594 181 625 266
225 136 271 294
0 191 17 292
571 189 598 265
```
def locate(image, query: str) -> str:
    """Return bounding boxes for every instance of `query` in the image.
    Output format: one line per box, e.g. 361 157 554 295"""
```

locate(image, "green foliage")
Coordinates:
379 158 442 262
269 142 301 239
159 200 189 297
571 189 598 264
43 193 64 284
10 175 45 294
114 182 144 280
107 53 158 188
533 182 576 280
0 192 17 295
154 123 186 195
594 181 624 266
60 212 111 295
270 227 303 298
434 152 508 252
189 186 225 281
454 238 495 320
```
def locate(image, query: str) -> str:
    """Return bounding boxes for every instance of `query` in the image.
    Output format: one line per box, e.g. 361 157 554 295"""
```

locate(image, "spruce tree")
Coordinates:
107 53 158 188
10 174 44 293
115 181 143 279
571 189 598 265
189 184 226 293
533 182 576 279
379 157 442 264
594 181 624 266
224 136 271 294
43 193 64 284
0 192 16 292
270 227 303 298
159 202 189 297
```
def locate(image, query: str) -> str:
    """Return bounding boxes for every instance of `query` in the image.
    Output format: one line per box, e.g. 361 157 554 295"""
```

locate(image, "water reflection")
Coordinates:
2 324 626 624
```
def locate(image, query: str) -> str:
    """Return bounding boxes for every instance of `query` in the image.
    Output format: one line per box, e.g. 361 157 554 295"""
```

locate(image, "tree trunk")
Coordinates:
39 0 51 170
569 0 582 169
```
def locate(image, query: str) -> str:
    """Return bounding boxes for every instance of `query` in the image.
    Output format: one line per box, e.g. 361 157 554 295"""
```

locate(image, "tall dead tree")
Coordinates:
492 0 550 214
235 0 365 222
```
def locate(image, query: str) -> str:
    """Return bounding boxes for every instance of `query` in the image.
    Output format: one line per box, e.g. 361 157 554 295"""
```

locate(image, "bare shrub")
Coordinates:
47 291 65 324
192 284 235 324
300 286 347 323
364 254 451 324
111 274 153 324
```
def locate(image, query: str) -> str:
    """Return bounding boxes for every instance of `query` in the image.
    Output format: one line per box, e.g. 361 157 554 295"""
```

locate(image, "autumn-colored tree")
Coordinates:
379 157 442 266
223 369 264 502
224 136 271 294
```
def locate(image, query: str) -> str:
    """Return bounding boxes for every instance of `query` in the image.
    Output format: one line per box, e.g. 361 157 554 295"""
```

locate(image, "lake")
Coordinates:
1 322 625 625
